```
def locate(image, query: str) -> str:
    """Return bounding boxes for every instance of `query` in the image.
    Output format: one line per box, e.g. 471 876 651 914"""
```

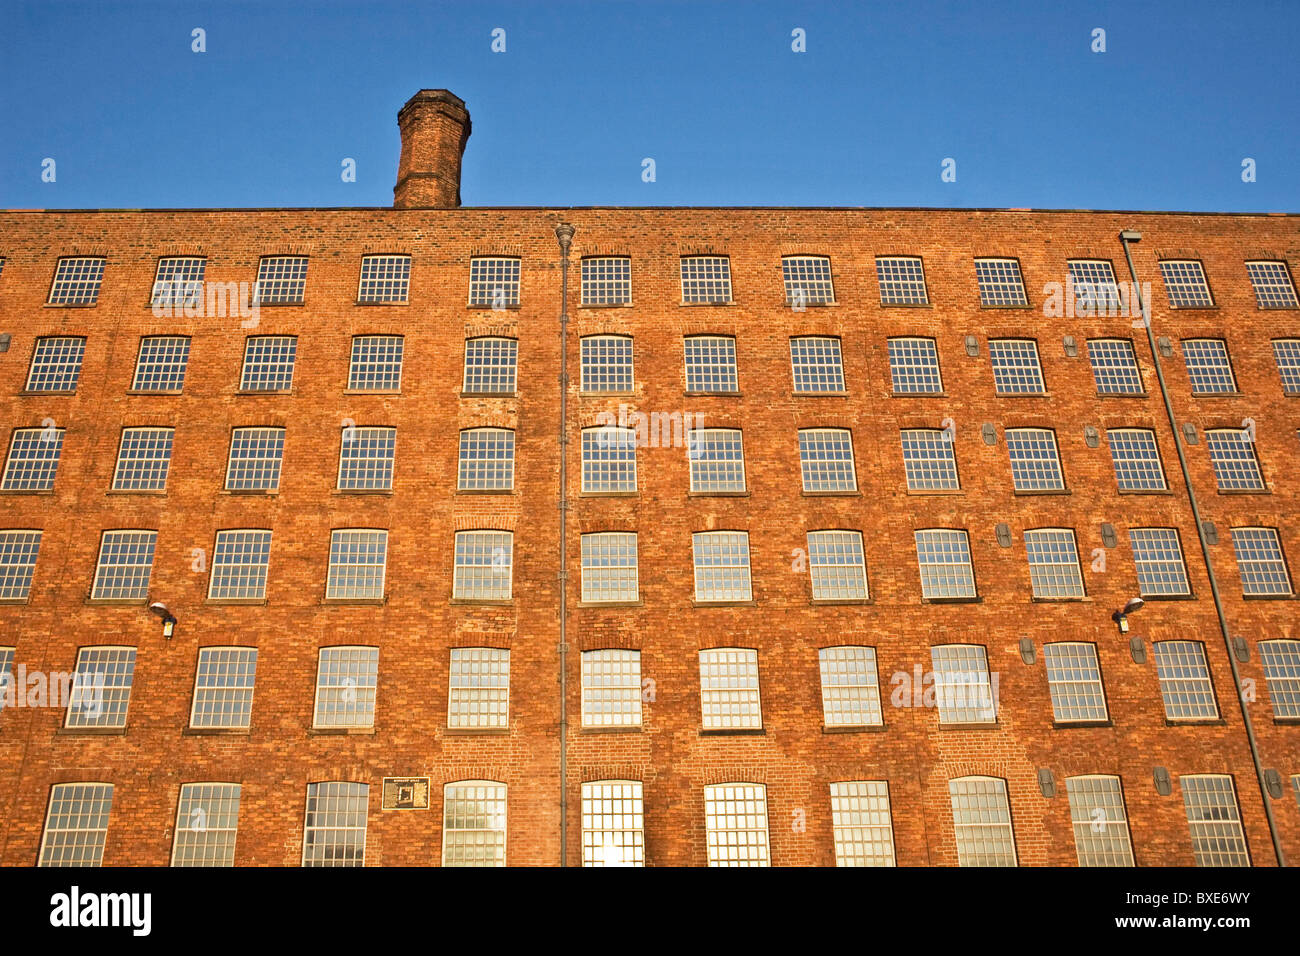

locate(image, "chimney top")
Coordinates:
393 89 471 209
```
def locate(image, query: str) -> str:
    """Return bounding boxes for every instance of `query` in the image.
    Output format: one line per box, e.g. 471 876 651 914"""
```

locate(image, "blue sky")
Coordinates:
1 0 1297 211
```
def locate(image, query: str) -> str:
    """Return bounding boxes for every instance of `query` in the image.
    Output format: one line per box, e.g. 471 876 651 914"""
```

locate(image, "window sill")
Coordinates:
83 598 147 606
578 600 644 608
1163 718 1226 727
332 489 393 496
105 490 167 497
321 598 386 606
1167 305 1219 312
1117 489 1174 496
922 596 981 605
1012 489 1070 496
822 724 886 734
342 389 401 396
878 302 932 309
1031 596 1092 604
18 390 76 397
579 491 638 498
456 489 515 496
810 598 872 607
236 390 294 396
700 728 764 736
1138 592 1197 601
357 300 410 307
684 391 743 398
125 390 183 397
979 303 1033 310
250 300 305 308
0 489 55 496
1097 392 1151 399
577 302 633 310
938 721 1000 730
679 301 736 307
309 727 376 736
993 391 1051 398
801 490 861 497
43 303 98 309
1273 716 1300 726
890 391 947 398
906 488 964 496
0 598 30 606
461 391 518 399
1189 392 1242 398
693 600 756 608
580 725 643 734
449 599 514 606
1052 719 1114 729
443 726 510 736
579 391 636 398
1242 593 1297 601
785 300 838 308
687 490 750 497
792 391 849 398
222 490 279 496
1217 488 1269 495
57 727 128 736
205 599 269 606
465 304 519 311
183 727 251 736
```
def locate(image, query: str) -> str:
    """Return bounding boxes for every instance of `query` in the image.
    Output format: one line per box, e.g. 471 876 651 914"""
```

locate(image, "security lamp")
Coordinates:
1111 596 1145 634
1119 229 1142 243
148 601 177 639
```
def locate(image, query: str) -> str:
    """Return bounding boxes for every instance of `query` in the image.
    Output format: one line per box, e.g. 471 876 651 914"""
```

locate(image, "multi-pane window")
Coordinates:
452 530 513 601
225 427 284 492
0 647 13 709
38 784 113 867
581 649 642 728
239 336 297 391
1153 640 1219 720
111 427 174 493
254 256 308 304
1066 776 1135 866
65 646 137 729
581 781 644 867
692 531 752 602
782 255 835 305
1259 640 1300 719
680 256 732 303
887 337 943 394
1106 428 1168 491
581 532 639 603
1181 339 1236 393
448 647 511 729
347 335 403 391
458 428 515 491
948 777 1017 866
1129 528 1191 596
703 783 769 866
463 337 518 393
1245 260 1299 309
442 781 507 867
26 337 86 392
1043 642 1108 722
1023 528 1086 599
830 781 896 867
974 258 1028 307
914 529 977 599
171 783 241 867
1067 259 1121 314
208 530 272 600
683 335 738 393
467 257 520 307
1181 776 1249 867
168 784 243 872
312 647 379 729
302 782 368 867
190 647 258 729
900 428 959 491
698 648 762 730
337 427 396 491
1273 339 1300 394
930 644 996 723
150 257 206 308
818 646 882 728
798 428 856 492
875 256 928 305
988 339 1045 394
581 427 637 493
0 531 41 601
2 427 64 491
789 336 845 393
1159 260 1213 308
581 257 631 306
132 336 191 391
580 335 633 392
90 531 155 601
1230 527 1292 596
807 530 868 601
48 257 105 305
686 428 745 493
357 254 411 303
325 530 387 600
1205 429 1265 491
1004 428 1064 492
1087 339 1144 394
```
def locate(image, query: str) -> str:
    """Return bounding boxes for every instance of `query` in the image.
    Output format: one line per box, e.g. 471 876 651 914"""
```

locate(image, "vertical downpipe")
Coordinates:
554 222 575 866
1119 230 1286 867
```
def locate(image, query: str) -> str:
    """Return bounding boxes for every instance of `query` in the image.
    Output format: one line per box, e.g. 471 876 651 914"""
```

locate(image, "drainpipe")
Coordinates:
1118 229 1286 867
554 222 575 867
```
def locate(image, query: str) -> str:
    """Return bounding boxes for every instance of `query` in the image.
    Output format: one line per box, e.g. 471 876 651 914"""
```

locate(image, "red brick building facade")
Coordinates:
0 90 1297 866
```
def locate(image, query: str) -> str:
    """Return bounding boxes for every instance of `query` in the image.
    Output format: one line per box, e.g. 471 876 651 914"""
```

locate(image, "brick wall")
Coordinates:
0 207 1296 865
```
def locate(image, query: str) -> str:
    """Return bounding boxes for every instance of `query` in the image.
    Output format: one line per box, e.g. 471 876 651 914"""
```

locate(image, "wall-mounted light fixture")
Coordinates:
1111 596 1145 634
148 601 177 638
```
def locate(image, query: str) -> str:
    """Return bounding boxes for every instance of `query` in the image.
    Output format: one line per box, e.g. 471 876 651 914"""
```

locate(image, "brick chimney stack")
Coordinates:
393 89 471 208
